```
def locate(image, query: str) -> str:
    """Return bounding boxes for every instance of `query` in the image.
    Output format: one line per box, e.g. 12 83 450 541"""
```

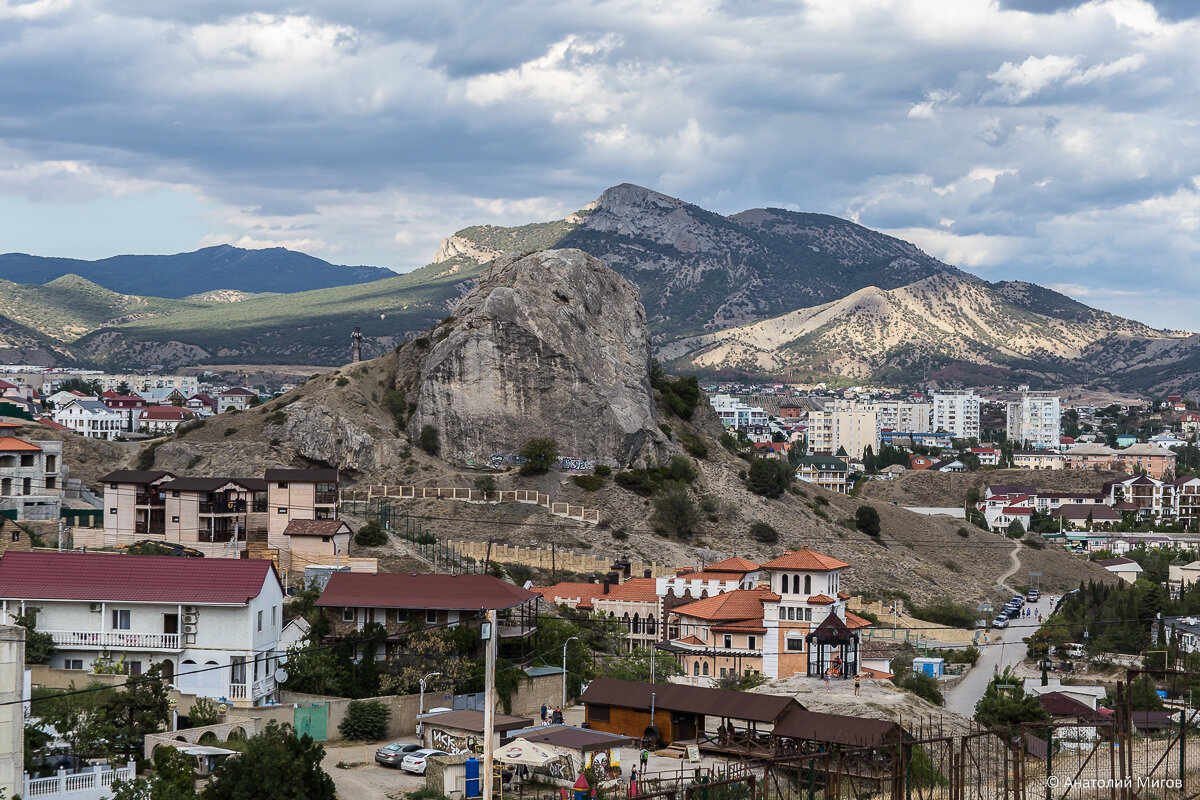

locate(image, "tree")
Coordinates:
1006 519 1026 537
771 431 786 443
282 640 350 697
652 481 700 539
746 458 792 498
474 475 497 499
519 438 559 475
188 697 220 727
974 668 1050 727
338 699 391 741
602 648 683 685
204 721 336 800
354 519 387 547
11 608 56 664
748 521 779 544
112 745 198 800
93 664 171 764
712 671 767 691
855 505 881 537
418 425 439 455
1129 674 1165 712
378 627 473 695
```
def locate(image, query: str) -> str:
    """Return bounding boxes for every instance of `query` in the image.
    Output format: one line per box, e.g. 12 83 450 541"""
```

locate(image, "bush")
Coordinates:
355 520 387 547
908 598 976 629
336 376 349 387
518 437 559 476
572 474 605 492
747 459 792 498
956 527 970 538
473 475 497 498
650 363 701 420
419 425 439 456
748 521 779 544
895 673 944 706
855 505 881 537
594 464 612 477
188 697 220 727
652 481 701 539
679 431 709 459
659 423 673 437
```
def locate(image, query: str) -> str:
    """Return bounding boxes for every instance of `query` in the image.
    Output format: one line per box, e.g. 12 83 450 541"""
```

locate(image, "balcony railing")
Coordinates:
252 676 275 698
134 521 165 535
314 491 338 505
200 500 247 514
45 630 182 650
135 493 164 506
228 683 248 700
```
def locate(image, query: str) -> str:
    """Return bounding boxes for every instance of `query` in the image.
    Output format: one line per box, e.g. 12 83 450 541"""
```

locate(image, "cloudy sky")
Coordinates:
1 0 1198 328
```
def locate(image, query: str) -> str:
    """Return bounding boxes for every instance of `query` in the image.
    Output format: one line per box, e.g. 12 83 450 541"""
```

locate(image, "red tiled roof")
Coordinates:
861 666 894 679
37 418 71 431
837 591 851 599
807 594 835 604
844 611 873 629
704 556 760 573
1002 507 1033 515
0 552 277 604
601 577 659 603
760 550 850 572
0 437 40 452
671 588 778 621
711 620 767 633
139 407 193 420
675 635 705 646
318 572 537 611
219 387 255 396
283 519 352 537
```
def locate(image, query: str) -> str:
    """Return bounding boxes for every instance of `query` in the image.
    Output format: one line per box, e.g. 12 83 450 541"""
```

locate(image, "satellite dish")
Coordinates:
274 668 288 683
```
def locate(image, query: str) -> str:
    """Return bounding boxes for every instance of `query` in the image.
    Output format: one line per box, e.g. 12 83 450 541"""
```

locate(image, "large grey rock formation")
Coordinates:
405 249 667 466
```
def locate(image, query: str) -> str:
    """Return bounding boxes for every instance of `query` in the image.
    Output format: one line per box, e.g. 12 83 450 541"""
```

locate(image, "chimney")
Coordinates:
675 567 695 577
602 578 610 595
351 327 363 363
644 568 652 579
606 570 621 587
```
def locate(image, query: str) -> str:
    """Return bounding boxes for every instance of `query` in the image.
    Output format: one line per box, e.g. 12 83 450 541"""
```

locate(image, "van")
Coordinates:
1064 643 1085 658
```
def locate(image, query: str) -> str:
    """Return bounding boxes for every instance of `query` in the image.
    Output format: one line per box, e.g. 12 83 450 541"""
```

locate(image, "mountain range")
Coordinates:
2 184 1198 392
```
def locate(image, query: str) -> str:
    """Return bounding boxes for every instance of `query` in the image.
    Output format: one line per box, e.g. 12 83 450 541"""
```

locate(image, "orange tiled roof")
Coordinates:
676 635 706 646
861 666 894 679
704 556 761 573
0 437 40 452
844 611 873 629
668 570 743 582
711 620 767 633
672 588 778 622
759 549 850 572
837 591 851 599
531 582 609 610
598 577 659 603
807 594 835 604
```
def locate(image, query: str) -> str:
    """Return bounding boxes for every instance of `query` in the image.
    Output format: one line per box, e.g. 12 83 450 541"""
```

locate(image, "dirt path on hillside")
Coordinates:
997 539 1022 594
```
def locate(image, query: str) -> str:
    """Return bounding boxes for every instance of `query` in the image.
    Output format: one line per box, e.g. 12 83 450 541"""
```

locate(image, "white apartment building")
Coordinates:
933 391 982 439
870 401 932 434
0 551 283 706
807 401 878 459
1007 389 1061 449
51 399 123 440
94 374 200 395
709 395 768 429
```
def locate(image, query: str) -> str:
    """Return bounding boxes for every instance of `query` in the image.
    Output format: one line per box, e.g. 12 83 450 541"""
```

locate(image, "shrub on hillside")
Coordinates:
572 474 605 492
519 438 559 476
678 431 709 459
652 481 700 539
419 425 439 456
748 521 779 544
855 505 881 537
894 673 943 706
338 699 391 742
746 459 792 498
355 520 387 547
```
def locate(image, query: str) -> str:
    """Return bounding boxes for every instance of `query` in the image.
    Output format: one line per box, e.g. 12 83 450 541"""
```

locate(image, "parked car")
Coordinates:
401 749 449 775
992 617 1009 629
375 742 422 768
1010 595 1025 607
1027 590 1040 602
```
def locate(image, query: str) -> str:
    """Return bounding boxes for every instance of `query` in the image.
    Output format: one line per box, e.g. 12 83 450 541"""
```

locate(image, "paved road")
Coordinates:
944 595 1052 717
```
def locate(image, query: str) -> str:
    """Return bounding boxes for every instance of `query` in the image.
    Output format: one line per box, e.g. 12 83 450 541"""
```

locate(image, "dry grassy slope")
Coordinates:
124 353 1110 604
860 468 1126 507
7 422 135 485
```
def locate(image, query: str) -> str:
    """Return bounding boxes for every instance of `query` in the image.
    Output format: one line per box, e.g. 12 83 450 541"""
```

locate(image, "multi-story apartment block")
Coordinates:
101 470 176 538
1116 443 1177 480
870 401 932 435
217 387 257 414
0 433 61 521
1012 450 1065 470
93 374 200 395
932 391 981 439
807 402 877 459
794 455 849 493
1006 389 1061 449
709 395 768 429
0 551 283 705
100 394 147 432
161 477 268 550
1063 443 1118 470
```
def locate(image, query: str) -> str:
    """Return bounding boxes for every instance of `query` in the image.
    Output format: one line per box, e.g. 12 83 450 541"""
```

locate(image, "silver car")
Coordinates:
401 748 449 774
375 742 422 768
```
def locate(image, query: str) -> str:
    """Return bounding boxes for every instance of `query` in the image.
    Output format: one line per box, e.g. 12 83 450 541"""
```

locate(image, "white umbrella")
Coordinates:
496 741 558 767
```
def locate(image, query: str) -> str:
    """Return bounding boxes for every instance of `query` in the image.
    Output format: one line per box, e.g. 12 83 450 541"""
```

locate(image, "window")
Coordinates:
271 606 277 626
110 483 118 489
723 634 732 649
720 668 727 677
425 609 437 624
257 610 263 632
128 661 143 676
589 705 610 722
342 608 355 622
805 609 812 621
747 635 757 650
804 575 811 595
171 491 180 497
171 516 179 523
778 608 786 620
787 607 795 620
277 507 288 514
111 609 131 630
693 662 700 676
109 508 117 515
277 482 288 489
786 638 804 652
64 659 83 670
792 575 800 594
702 662 709 676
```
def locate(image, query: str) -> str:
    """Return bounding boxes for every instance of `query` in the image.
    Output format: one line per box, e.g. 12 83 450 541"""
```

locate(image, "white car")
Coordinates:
401 748 449 774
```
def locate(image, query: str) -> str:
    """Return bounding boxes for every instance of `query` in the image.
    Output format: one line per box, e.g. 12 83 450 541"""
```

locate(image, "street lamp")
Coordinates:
562 637 580 709
418 671 442 738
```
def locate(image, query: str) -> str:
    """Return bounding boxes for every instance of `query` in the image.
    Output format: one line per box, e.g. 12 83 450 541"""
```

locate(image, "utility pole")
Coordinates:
482 609 498 800
562 636 579 708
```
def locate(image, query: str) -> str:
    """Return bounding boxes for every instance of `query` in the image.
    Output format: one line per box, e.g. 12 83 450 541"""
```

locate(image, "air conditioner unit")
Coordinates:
89 603 100 612
183 624 197 634
182 614 198 625
183 606 197 614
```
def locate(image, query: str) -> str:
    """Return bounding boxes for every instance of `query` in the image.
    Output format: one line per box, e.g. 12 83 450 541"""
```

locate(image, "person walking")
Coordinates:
629 767 638 798
640 747 649 773
540 703 548 723
854 674 861 696
823 670 832 691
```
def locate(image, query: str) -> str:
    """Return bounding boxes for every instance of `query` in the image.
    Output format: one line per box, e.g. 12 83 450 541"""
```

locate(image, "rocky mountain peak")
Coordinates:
404 249 670 466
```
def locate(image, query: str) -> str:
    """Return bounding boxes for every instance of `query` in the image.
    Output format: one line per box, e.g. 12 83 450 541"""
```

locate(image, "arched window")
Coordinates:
648 615 656 635
702 662 709 676
632 613 641 634
694 662 700 676
780 574 787 594
792 575 800 594
622 613 631 632
804 575 812 595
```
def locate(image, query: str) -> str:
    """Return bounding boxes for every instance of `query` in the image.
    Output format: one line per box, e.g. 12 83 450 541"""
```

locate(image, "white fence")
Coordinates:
45 630 182 650
24 762 136 799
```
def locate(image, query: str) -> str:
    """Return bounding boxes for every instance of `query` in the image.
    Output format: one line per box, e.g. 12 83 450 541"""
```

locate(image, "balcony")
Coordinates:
314 490 338 505
45 630 183 651
252 676 276 698
200 500 247 514
135 493 164 506
134 521 165 535
228 683 248 700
